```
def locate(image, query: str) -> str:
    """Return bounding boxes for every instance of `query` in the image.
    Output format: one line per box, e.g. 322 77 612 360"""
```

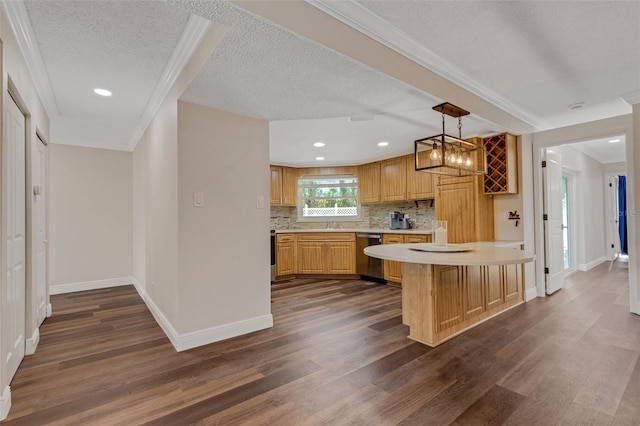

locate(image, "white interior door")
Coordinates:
35 135 47 325
543 148 565 294
4 95 26 381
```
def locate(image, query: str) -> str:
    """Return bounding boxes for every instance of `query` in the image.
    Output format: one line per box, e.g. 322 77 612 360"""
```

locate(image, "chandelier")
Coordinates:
414 102 487 176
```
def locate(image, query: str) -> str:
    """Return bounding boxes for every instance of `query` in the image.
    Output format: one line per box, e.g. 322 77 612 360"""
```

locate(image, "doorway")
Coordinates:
561 173 577 274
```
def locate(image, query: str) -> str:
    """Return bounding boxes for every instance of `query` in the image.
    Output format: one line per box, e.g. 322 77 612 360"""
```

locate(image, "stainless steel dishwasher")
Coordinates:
356 233 385 282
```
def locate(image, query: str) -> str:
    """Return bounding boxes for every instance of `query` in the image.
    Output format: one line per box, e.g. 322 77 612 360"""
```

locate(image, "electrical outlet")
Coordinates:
499 212 507 221
257 195 265 209
194 192 204 207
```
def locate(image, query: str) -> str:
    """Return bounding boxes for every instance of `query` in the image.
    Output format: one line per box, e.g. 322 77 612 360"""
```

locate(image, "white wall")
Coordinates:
493 135 525 242
603 161 626 175
177 101 271 333
553 145 607 270
49 144 133 288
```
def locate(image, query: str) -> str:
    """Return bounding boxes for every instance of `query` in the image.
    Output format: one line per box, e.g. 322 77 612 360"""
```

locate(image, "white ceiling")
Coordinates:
569 136 627 164
6 1 640 165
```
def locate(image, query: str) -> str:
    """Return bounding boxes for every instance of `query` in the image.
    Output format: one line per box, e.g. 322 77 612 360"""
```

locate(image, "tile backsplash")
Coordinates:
270 201 435 230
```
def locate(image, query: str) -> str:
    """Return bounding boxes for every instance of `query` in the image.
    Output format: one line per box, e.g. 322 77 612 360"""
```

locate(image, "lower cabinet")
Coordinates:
276 234 297 277
297 233 356 275
383 233 432 284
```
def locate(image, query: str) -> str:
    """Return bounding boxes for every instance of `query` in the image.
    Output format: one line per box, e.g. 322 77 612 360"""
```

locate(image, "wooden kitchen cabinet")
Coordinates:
483 133 518 195
436 174 494 244
297 233 356 275
270 166 283 205
381 156 407 202
281 166 299 206
383 233 432 284
382 234 404 283
405 154 435 200
275 233 296 277
358 162 381 204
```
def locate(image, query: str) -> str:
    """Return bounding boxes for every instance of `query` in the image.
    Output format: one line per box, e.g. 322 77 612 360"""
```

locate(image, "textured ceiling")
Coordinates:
13 0 639 166
174 1 439 121
356 0 640 129
24 0 190 147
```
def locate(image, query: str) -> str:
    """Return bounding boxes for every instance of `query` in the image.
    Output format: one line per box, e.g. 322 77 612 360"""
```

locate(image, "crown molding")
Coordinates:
623 91 640 105
0 0 59 119
51 136 131 152
126 14 211 151
306 0 549 131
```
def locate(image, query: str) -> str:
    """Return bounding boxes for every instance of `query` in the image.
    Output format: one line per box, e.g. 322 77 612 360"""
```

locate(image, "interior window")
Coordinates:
297 175 359 221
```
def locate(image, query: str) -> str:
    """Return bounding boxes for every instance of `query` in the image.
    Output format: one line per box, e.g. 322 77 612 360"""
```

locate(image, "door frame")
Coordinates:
562 171 578 274
531 114 637 314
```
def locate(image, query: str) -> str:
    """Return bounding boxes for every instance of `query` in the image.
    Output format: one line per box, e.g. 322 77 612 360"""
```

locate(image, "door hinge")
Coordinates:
544 267 549 274
542 160 547 168
543 214 548 221
609 182 613 187
612 244 615 248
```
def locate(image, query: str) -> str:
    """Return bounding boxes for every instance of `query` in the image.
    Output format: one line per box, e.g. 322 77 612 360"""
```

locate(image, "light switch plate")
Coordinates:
194 192 204 207
256 195 265 209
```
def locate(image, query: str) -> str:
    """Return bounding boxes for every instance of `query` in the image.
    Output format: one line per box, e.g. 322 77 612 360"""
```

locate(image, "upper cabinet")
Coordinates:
270 166 299 206
381 156 407 202
483 133 518 195
270 166 283 205
358 162 381 204
406 154 435 200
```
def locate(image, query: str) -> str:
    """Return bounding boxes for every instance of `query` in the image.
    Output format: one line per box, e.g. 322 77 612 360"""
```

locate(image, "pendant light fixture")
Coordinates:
414 102 487 176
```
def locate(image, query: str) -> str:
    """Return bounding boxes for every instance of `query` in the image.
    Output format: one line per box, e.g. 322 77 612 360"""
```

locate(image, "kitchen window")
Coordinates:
297 175 360 221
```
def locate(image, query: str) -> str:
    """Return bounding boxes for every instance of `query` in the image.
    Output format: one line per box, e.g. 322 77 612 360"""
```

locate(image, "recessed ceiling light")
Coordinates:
94 88 112 97
568 102 584 110
609 139 621 144
313 142 325 147
315 156 325 161
378 141 389 147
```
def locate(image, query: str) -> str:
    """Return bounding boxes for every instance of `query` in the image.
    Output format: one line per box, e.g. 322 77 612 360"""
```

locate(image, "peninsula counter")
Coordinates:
364 242 535 347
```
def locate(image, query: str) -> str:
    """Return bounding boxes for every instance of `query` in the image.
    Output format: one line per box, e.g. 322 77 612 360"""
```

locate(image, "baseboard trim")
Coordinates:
631 302 640 315
25 327 40 355
131 277 273 352
525 287 539 302
578 256 608 272
46 303 52 317
0 386 11 421
176 314 273 352
50 277 133 295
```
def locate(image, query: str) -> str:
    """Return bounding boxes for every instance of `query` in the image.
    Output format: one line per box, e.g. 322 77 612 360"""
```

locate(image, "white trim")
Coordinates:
0 386 11 421
51 136 131 152
126 14 211 151
25 327 40 355
525 287 538 302
175 314 273 352
49 277 132 295
306 0 549 131
577 256 608 272
623 91 640 105
0 0 59 119
131 277 273 352
46 303 52 317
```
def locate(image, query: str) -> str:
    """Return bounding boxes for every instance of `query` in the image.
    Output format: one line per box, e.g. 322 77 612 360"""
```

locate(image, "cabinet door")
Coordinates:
486 265 505 310
464 266 486 319
434 266 464 333
358 162 381 204
436 181 476 243
382 234 404 283
326 242 356 274
381 157 407 202
270 166 282 205
504 263 523 303
276 234 296 276
281 167 299 206
297 242 324 274
406 154 434 200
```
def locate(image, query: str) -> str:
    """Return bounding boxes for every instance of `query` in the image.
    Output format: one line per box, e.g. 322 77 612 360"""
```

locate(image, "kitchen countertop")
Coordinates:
274 228 434 235
364 241 534 266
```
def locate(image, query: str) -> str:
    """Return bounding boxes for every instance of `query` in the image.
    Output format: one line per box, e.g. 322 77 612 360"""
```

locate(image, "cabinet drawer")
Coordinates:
297 232 355 242
404 234 428 243
382 234 404 244
276 234 296 244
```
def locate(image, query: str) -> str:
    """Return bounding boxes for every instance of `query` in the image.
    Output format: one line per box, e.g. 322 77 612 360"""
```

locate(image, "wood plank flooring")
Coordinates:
4 258 639 425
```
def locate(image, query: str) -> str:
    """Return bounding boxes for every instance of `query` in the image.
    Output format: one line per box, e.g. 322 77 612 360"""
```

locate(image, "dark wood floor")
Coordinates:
4 258 639 425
